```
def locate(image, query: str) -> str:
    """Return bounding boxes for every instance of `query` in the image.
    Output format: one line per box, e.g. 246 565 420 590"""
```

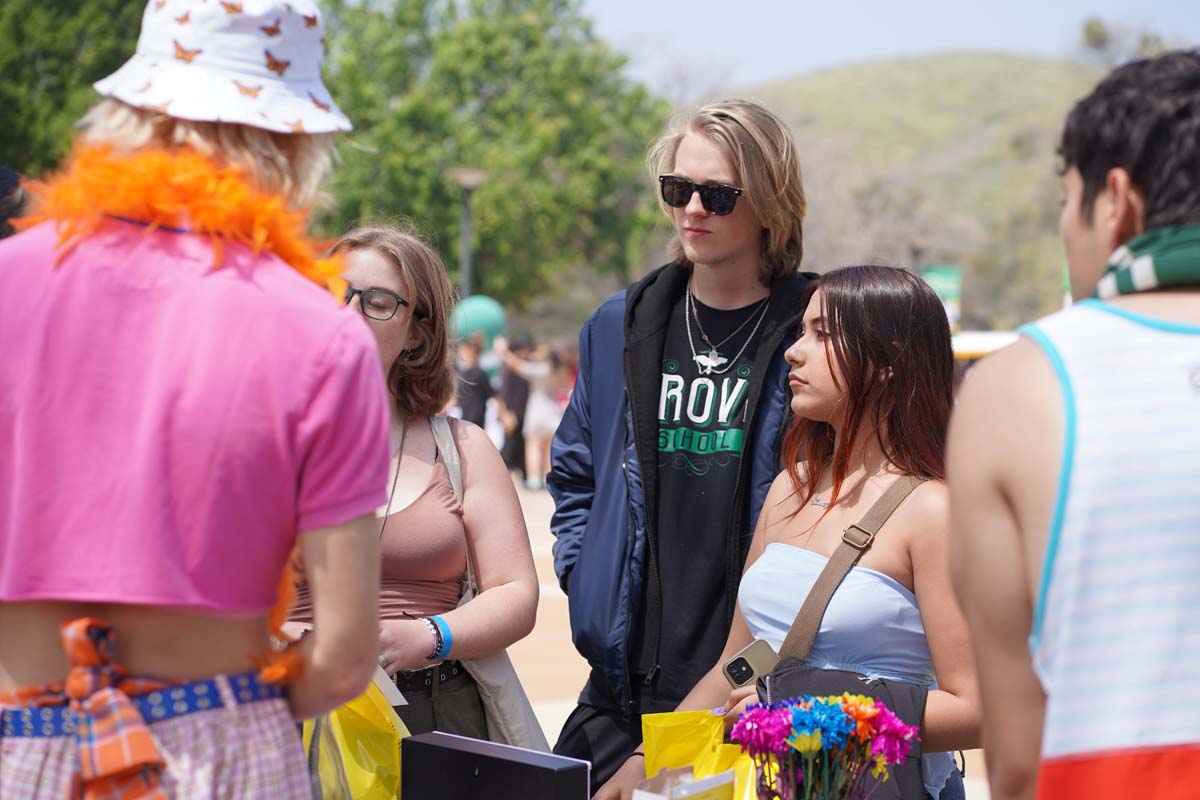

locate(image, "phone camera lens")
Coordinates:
726 657 752 685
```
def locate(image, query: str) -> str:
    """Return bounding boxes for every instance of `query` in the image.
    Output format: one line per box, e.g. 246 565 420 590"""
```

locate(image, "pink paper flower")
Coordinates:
870 705 920 764
731 703 794 757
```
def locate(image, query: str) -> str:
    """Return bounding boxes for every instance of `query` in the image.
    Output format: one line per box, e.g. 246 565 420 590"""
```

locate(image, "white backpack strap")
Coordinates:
430 416 463 501
430 416 549 751
431 416 478 597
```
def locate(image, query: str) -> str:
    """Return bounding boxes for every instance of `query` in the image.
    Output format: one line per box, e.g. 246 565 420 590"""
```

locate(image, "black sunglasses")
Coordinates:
658 175 743 216
345 286 425 321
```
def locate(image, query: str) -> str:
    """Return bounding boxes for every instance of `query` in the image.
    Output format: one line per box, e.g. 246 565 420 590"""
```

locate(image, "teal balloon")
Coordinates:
453 295 506 345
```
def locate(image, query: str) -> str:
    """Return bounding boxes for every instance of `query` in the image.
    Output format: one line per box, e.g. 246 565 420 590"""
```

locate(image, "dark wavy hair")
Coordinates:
780 266 953 511
331 225 458 423
1059 49 1200 228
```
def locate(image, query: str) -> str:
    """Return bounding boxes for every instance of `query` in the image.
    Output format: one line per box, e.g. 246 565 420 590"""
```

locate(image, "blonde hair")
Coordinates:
332 224 458 423
649 99 806 283
79 98 334 208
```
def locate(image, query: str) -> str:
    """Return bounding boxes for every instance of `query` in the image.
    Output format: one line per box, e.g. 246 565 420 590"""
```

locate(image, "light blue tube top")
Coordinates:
739 542 955 798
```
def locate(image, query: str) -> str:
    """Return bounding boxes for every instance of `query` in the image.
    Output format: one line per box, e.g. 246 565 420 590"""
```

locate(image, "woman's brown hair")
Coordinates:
331 225 458 422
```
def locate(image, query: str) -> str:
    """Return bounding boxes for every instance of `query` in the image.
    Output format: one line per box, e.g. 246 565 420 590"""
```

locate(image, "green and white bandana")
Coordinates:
1095 223 1200 298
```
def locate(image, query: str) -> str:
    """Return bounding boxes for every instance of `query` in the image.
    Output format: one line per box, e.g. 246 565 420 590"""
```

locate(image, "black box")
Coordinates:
402 732 590 799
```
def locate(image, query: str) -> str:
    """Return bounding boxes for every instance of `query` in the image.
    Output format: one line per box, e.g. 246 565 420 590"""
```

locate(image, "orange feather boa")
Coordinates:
18 144 346 299
19 145 345 684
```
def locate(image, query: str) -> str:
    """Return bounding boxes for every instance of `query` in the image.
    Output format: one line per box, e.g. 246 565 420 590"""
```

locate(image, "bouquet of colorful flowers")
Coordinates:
729 693 919 800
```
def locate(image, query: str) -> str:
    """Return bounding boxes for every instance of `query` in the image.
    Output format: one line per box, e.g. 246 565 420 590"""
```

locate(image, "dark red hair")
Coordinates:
781 266 953 512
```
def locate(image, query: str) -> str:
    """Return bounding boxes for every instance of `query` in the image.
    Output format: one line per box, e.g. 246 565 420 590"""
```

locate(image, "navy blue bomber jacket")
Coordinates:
547 262 815 713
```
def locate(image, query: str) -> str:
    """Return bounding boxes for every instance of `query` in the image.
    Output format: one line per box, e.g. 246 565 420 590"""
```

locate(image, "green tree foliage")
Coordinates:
319 0 670 304
0 1 141 176
1079 17 1171 67
1081 17 1112 56
1135 33 1167 60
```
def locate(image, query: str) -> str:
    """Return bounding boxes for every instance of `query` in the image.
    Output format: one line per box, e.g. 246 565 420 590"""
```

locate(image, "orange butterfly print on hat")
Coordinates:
175 11 189 24
154 0 166 10
261 19 282 36
303 14 318 28
234 80 263 98
286 120 305 133
265 50 290 76
174 40 202 63
308 93 330 112
220 2 243 12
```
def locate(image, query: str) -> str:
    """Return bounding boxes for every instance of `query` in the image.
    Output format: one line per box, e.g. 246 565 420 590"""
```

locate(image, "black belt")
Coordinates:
392 660 470 694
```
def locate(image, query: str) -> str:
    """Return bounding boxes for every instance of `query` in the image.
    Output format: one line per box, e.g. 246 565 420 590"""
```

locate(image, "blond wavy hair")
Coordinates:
649 99 806 283
79 98 334 209
332 225 458 423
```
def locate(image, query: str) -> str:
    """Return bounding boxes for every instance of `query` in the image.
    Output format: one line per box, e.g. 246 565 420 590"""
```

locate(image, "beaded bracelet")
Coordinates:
419 617 443 660
428 615 453 660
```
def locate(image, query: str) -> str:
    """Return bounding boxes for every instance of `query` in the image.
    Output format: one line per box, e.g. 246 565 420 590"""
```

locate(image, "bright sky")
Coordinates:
581 0 1200 98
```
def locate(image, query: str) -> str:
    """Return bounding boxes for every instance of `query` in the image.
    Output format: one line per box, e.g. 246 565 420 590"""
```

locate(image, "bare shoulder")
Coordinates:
892 479 949 550
761 470 800 531
956 338 1058 423
902 479 948 522
449 416 491 449
448 418 507 482
951 337 1063 474
766 470 797 504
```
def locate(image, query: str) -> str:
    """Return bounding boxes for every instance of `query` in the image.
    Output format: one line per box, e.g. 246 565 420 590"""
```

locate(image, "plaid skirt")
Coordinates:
0 673 308 799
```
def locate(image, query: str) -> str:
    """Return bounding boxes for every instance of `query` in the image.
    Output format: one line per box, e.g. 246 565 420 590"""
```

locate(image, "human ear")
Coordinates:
1101 167 1146 248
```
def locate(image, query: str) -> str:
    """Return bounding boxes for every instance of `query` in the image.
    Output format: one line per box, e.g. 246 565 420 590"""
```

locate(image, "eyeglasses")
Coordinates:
345 286 424 321
658 175 743 216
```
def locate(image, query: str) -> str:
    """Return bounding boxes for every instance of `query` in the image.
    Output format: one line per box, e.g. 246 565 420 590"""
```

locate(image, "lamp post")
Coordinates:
447 167 488 297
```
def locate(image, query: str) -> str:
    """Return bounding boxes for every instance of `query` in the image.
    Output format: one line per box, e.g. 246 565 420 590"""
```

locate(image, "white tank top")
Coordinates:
1022 298 1200 773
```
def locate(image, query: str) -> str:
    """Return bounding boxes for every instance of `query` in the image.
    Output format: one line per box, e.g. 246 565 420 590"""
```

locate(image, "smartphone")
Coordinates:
722 639 778 688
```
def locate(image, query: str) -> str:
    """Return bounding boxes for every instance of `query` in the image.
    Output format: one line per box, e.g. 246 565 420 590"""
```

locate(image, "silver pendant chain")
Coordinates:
684 288 770 376
690 290 768 352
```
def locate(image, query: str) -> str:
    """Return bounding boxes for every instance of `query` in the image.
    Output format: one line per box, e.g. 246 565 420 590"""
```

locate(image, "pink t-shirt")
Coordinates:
0 220 390 614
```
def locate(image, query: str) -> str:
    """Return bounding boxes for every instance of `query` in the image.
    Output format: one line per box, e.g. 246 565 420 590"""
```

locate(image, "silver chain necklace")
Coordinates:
689 290 768 353
684 288 770 375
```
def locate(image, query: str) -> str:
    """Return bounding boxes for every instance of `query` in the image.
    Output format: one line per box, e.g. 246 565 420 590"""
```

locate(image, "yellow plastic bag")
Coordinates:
302 680 410 800
697 743 756 799
642 711 724 780
641 711 756 800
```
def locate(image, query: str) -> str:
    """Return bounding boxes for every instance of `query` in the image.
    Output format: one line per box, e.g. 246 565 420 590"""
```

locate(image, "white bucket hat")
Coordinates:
94 0 350 134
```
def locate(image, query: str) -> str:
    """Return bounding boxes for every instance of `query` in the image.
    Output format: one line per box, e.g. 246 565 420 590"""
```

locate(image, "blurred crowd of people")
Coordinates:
451 333 578 491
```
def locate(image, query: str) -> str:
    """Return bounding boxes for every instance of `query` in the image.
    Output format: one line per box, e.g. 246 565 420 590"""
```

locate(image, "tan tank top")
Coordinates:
291 445 467 623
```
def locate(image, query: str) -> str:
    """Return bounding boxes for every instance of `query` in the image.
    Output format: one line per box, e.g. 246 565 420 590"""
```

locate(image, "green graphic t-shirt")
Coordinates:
635 290 767 693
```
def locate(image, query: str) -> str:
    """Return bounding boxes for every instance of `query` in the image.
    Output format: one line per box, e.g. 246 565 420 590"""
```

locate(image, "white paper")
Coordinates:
373 665 407 706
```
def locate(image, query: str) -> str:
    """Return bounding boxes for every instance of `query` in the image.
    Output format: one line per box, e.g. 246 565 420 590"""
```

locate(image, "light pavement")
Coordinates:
506 479 991 799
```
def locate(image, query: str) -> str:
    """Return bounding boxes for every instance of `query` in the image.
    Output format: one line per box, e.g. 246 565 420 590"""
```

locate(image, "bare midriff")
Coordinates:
0 602 271 691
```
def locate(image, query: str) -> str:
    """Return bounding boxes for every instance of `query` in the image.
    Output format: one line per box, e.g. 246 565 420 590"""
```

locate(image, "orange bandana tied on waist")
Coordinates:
0 618 175 800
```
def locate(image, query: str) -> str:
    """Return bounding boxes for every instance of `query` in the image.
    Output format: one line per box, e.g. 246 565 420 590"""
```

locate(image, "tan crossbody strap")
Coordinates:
430 416 463 500
776 475 925 661
431 416 478 598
